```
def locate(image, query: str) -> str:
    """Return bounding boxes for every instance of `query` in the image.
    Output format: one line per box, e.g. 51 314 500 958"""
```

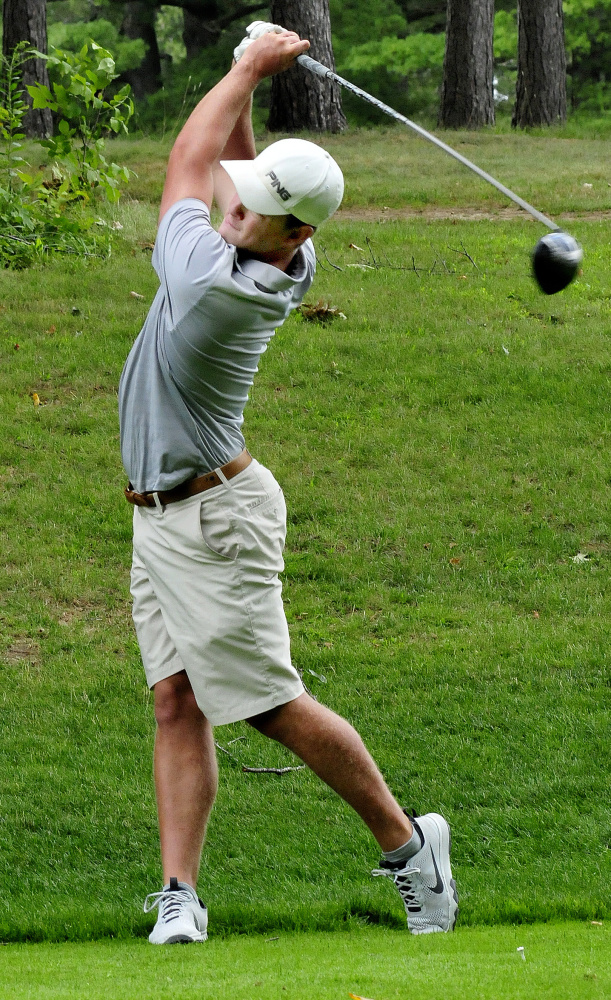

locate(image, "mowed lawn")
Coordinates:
1 924 610 1000
0 128 610 945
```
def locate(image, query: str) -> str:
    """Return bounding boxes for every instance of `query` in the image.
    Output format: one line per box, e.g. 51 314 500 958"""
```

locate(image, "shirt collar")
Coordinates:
233 246 307 293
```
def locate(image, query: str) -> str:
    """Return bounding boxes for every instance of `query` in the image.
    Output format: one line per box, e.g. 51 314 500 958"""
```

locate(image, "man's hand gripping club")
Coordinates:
233 20 289 63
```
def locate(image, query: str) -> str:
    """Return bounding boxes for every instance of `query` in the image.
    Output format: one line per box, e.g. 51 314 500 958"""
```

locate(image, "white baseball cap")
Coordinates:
221 138 344 227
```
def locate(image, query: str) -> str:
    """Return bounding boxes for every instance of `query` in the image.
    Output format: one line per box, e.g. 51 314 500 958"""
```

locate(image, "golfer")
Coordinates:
119 24 457 944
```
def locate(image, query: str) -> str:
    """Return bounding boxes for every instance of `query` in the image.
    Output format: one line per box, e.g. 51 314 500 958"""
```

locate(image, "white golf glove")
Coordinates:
233 20 289 63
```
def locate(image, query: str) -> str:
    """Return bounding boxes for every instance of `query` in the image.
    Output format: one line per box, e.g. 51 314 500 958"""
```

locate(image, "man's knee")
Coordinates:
246 693 315 741
154 672 202 727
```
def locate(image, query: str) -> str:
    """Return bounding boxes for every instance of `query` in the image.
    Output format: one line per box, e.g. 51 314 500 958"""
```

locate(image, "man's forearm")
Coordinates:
219 92 256 162
171 61 260 173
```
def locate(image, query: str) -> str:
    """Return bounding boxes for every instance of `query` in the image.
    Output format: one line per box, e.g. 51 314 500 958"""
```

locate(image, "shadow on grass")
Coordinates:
1 895 607 944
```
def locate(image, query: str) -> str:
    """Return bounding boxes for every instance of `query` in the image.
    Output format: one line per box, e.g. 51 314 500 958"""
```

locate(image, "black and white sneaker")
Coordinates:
143 877 208 944
372 813 458 934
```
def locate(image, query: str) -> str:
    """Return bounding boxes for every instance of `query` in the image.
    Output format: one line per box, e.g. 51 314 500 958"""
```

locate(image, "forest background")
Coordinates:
9 0 611 135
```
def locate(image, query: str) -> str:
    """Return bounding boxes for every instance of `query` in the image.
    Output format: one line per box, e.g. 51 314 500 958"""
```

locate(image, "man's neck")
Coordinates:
239 246 299 273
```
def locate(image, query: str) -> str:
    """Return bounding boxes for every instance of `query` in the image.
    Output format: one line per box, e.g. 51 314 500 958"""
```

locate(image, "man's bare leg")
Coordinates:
153 671 218 887
248 692 413 852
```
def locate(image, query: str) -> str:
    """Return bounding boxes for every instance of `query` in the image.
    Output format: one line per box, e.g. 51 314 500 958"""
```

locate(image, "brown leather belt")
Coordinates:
125 449 252 508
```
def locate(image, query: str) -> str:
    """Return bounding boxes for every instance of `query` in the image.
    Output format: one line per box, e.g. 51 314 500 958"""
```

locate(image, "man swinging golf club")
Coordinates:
119 22 458 944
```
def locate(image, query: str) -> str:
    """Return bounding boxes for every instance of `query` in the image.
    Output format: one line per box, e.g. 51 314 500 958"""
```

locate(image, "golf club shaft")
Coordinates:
297 53 559 232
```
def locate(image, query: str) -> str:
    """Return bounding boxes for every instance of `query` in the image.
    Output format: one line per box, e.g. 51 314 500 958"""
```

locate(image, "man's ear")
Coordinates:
288 224 315 247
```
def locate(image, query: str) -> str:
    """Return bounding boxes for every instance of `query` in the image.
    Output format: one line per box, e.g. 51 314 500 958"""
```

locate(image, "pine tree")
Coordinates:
2 0 52 138
512 0 567 127
439 0 494 128
268 0 346 133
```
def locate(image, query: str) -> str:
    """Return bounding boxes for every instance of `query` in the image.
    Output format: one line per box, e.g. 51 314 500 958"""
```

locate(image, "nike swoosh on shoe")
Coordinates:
428 849 445 894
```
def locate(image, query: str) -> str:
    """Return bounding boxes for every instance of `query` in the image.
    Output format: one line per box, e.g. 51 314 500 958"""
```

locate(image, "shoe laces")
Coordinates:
143 887 195 923
372 864 424 908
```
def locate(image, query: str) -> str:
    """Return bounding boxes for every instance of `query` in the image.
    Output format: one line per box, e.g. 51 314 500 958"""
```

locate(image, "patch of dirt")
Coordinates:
337 206 611 223
4 640 40 665
58 599 94 626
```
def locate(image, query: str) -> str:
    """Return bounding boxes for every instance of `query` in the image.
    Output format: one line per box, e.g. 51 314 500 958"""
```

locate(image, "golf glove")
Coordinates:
233 21 288 63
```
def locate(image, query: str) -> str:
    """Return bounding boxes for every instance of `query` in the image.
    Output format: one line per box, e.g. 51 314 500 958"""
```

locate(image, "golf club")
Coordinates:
297 53 583 294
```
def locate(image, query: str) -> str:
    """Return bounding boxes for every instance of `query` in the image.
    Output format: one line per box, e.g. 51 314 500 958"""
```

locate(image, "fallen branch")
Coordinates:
448 243 479 269
215 741 240 763
365 236 379 269
321 247 343 271
242 765 306 775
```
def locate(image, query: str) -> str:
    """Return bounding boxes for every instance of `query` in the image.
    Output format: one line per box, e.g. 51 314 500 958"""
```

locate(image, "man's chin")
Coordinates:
219 222 244 247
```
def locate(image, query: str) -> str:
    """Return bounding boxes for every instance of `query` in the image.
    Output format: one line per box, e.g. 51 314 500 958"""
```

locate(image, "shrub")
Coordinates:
47 18 146 75
0 41 132 268
27 42 134 203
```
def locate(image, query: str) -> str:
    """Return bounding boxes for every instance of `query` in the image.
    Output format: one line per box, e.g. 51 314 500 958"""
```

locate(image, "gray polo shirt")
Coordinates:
119 199 315 492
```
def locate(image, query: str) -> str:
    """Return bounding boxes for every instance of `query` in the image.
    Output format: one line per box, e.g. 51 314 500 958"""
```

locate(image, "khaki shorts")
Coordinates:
130 459 304 725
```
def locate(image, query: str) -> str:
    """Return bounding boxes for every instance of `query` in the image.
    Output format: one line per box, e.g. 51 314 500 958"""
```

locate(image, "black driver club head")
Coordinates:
532 231 583 295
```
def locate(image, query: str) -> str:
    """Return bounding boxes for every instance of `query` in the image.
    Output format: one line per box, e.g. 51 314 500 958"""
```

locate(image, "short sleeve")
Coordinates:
152 198 231 328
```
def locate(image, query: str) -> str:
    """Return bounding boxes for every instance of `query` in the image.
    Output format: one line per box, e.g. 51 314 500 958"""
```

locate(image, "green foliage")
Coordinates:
330 7 515 124
27 42 134 204
564 0 611 112
155 5 187 66
492 2 611 114
493 10 518 62
47 19 146 75
46 0 122 27
332 31 444 125
0 44 44 267
329 0 408 50
0 41 132 269
341 32 444 76
0 42 30 196
564 0 611 56
30 0 611 129
0 43 96 268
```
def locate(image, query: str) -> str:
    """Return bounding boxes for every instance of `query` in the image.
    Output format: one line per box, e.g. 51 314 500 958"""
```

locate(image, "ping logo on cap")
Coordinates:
266 170 291 202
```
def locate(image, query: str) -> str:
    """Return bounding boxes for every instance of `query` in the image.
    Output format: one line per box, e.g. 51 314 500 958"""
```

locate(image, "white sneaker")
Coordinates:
372 813 458 934
144 878 208 944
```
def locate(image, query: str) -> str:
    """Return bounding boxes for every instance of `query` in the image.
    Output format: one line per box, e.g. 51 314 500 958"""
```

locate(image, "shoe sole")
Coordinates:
149 931 207 944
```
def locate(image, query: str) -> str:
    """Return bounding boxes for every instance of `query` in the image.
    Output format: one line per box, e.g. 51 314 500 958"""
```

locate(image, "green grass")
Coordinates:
106 127 611 216
0 924 609 999
1 133 610 942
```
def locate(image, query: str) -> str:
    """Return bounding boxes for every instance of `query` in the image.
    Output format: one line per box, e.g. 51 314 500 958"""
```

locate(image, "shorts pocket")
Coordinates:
199 501 239 560
236 488 287 577
247 487 284 513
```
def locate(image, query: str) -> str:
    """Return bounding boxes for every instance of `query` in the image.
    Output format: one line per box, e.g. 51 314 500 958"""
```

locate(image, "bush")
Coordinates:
333 32 445 125
27 42 134 203
47 18 146 76
0 41 133 268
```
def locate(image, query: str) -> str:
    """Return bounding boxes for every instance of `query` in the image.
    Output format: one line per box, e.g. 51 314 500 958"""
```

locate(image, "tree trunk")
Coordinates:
178 2 269 58
268 0 346 133
121 1 162 100
512 0 566 128
2 0 53 138
439 0 494 128
182 9 220 60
